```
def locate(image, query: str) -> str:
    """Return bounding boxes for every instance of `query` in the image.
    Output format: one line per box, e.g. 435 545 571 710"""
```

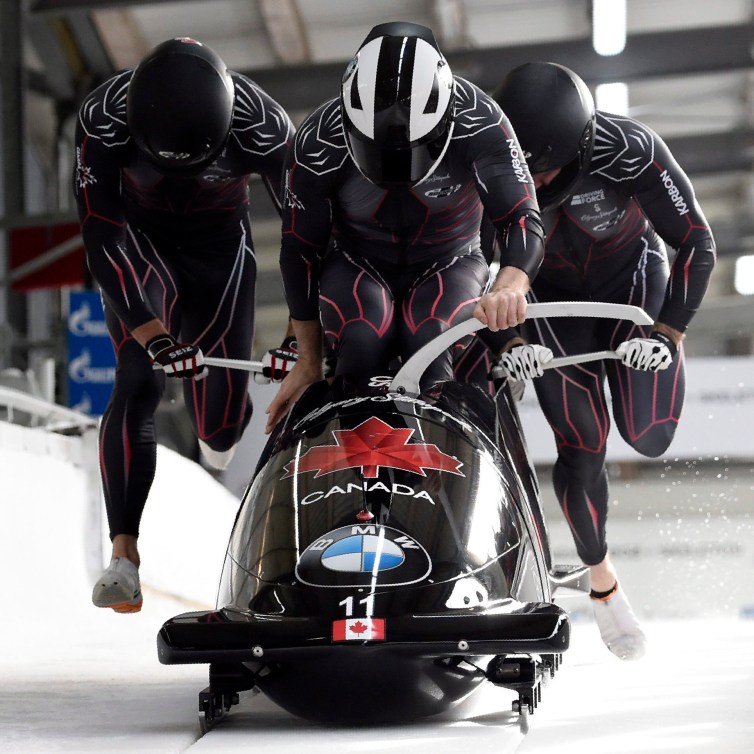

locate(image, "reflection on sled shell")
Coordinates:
157 381 569 724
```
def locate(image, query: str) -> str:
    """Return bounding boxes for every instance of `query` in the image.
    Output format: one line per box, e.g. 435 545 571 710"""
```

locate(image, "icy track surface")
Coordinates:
4 602 754 753
3 440 754 752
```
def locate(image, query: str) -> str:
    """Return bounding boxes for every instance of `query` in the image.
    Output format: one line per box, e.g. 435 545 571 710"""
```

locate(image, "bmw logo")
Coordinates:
321 534 405 572
296 524 432 588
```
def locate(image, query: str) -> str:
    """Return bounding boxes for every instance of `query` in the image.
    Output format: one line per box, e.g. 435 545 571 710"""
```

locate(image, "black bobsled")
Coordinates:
155 309 650 732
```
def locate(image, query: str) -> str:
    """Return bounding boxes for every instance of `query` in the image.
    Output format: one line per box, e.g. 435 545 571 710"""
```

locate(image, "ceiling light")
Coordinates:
592 0 626 56
734 255 754 295
595 82 629 115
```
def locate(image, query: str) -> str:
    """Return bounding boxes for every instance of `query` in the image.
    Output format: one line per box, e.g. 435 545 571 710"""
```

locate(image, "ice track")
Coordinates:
2 425 754 752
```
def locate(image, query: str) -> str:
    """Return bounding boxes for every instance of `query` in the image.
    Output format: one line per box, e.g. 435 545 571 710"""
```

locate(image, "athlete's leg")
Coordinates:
604 249 685 457
454 326 521 395
528 247 675 659
94 226 182 609
399 252 489 388
524 305 611 566
453 335 496 393
586 247 680 658
319 247 398 380
453 262 499 394
528 311 646 659
178 217 256 459
99 226 182 543
532 362 611 567
99 327 165 545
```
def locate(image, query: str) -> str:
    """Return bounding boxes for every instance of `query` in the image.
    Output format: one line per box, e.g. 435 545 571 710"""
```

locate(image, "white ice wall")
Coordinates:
0 421 239 610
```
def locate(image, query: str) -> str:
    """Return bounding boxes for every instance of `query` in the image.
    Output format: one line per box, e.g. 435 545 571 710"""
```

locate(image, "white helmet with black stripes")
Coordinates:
341 22 455 188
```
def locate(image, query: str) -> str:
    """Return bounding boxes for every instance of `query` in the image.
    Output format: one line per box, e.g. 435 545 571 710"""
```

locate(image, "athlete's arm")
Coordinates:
264 318 324 432
266 112 337 431
229 75 298 357
229 74 295 218
474 266 530 330
73 83 161 334
465 92 545 329
461 81 545 281
278 121 337 322
631 126 716 338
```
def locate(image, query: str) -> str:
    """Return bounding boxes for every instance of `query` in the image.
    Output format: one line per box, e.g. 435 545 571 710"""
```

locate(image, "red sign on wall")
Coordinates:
9 222 85 291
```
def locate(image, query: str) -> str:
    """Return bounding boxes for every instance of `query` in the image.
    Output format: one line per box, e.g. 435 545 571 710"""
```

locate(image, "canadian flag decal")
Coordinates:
332 618 386 642
284 416 463 478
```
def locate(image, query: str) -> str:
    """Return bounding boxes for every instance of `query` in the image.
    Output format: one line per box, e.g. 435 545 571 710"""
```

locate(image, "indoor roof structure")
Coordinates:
2 0 753 354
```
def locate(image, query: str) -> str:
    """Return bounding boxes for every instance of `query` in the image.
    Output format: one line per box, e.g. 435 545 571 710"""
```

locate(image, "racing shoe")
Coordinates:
92 557 142 613
199 439 237 471
591 582 646 660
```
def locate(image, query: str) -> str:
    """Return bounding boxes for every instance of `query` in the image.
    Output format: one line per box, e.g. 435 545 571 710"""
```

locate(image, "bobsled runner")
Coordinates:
157 302 652 733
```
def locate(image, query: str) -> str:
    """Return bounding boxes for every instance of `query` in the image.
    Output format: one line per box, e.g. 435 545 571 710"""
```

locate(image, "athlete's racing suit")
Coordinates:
455 111 716 564
280 77 545 390
73 70 292 537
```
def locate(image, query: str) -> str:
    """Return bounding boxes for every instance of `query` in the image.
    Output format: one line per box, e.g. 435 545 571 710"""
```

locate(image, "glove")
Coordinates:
146 334 208 381
254 337 298 385
497 344 554 380
615 332 676 372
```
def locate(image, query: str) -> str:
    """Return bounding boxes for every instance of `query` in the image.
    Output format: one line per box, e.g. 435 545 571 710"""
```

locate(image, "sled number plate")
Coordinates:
338 594 375 617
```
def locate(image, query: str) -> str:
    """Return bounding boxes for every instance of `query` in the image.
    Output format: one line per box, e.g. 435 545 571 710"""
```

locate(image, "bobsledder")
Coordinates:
156 302 652 733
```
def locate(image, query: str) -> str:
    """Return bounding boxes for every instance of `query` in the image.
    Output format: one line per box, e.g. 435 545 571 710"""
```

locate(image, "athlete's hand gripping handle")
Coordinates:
253 337 299 385
615 332 676 372
146 334 208 381
495 343 554 380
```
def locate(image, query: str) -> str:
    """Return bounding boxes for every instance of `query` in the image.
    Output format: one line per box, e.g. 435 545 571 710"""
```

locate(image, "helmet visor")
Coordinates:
346 123 450 188
145 139 220 174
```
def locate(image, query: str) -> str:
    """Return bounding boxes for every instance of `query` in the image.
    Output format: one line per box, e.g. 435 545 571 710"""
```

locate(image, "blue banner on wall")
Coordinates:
67 290 116 416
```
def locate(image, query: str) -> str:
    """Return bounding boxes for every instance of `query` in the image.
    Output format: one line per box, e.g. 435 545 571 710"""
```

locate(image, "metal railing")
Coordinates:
0 384 96 432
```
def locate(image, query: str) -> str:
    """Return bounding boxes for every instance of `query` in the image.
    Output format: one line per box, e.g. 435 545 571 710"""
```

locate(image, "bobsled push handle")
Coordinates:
203 356 265 373
545 349 619 370
152 356 266 373
390 301 653 397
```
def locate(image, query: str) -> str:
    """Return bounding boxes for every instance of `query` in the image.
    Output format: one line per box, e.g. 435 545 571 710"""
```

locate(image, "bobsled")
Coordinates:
157 303 652 732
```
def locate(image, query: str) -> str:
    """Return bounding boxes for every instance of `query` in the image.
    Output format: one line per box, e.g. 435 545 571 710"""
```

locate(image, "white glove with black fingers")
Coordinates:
146 334 208 381
253 337 299 385
615 332 676 372
498 344 554 380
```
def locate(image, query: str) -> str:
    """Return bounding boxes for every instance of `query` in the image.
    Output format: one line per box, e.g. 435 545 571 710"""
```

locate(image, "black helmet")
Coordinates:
493 62 595 210
127 38 234 174
341 22 455 188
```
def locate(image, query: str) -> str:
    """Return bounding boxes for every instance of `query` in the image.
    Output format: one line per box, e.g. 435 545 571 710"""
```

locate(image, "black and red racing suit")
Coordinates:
280 77 545 389
73 69 292 538
456 111 716 565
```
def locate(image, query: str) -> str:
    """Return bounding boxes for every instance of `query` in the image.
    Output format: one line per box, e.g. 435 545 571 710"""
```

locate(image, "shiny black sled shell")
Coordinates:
158 381 569 723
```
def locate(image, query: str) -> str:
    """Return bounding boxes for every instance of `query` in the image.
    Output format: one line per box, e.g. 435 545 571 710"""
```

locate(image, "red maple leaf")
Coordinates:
283 416 464 478
349 621 367 635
